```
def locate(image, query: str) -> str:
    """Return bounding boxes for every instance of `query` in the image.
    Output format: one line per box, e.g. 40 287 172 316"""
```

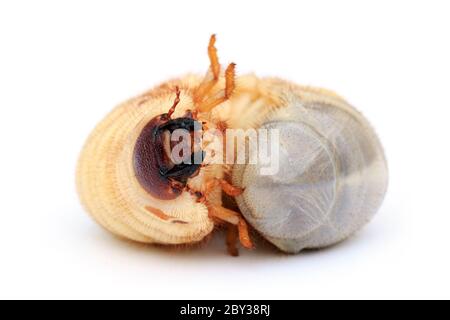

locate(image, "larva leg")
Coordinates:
226 225 239 257
208 34 220 80
237 218 253 249
218 178 244 196
198 63 236 113
167 86 181 118
207 178 244 197
191 175 252 252
209 205 239 224
209 205 253 249
194 35 237 113
193 34 221 104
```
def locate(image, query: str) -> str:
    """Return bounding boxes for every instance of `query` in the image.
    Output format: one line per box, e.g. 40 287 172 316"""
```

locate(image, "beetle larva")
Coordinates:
76 35 388 255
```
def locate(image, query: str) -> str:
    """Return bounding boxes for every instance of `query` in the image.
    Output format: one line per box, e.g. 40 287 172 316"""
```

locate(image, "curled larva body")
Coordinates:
232 81 389 253
76 35 388 255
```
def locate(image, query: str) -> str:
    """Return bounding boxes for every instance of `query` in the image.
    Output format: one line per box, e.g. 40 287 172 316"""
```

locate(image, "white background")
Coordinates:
1 0 449 300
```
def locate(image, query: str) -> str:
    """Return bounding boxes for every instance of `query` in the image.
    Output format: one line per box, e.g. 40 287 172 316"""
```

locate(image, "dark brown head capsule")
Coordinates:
133 108 204 200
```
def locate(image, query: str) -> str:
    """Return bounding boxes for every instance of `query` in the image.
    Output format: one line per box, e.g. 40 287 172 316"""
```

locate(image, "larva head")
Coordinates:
133 87 204 200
